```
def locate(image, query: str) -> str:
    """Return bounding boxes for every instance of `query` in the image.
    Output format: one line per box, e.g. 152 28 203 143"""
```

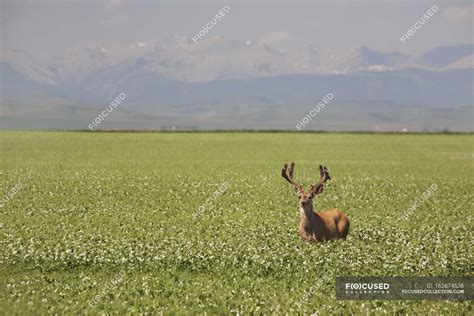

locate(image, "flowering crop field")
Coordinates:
0 132 472 314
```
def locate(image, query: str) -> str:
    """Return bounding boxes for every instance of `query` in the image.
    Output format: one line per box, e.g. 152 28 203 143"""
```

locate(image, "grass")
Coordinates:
0 131 472 314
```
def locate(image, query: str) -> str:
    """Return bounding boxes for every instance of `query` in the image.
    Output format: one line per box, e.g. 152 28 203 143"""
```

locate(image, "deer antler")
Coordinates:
281 162 302 192
310 165 331 197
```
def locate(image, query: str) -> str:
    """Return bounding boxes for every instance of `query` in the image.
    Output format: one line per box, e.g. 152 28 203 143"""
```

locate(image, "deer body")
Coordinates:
281 162 349 242
299 207 349 241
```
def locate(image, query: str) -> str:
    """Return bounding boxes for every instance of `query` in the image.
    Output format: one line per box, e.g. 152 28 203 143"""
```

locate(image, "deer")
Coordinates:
281 162 349 242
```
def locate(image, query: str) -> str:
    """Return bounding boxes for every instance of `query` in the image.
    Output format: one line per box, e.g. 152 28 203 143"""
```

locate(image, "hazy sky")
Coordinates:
1 0 473 60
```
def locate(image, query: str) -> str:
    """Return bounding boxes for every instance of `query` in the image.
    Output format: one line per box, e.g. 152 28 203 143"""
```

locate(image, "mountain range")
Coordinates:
0 35 472 131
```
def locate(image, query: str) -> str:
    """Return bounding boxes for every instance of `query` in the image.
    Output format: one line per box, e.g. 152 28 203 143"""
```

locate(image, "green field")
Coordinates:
1 132 472 314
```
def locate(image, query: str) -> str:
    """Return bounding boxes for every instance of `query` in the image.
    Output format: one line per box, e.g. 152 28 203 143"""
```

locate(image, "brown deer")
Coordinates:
281 162 349 242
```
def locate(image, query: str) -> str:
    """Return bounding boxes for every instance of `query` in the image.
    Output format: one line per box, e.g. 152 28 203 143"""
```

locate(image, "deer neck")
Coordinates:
300 203 317 224
299 203 323 241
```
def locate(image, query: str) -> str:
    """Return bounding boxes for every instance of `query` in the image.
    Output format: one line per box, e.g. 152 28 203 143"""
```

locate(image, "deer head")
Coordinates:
281 162 331 211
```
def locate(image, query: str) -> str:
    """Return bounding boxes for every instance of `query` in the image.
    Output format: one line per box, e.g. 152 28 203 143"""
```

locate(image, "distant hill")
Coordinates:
0 38 472 131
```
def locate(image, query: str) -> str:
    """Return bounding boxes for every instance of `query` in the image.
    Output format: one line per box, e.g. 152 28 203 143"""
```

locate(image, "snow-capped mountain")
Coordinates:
0 36 472 131
3 35 472 85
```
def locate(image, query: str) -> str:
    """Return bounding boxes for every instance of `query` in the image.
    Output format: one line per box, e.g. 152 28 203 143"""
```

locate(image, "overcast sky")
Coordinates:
1 0 472 61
